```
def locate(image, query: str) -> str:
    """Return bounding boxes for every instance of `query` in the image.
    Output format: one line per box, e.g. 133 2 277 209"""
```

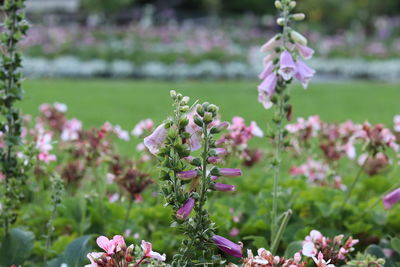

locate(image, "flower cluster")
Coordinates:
35 131 57 163
287 116 400 176
217 117 264 166
144 91 243 264
302 230 359 265
111 159 154 202
290 158 346 190
86 235 166 266
257 0 315 109
228 248 305 267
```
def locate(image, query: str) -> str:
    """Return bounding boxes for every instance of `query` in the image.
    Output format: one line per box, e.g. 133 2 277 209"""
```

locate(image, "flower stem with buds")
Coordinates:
43 174 64 265
0 0 30 235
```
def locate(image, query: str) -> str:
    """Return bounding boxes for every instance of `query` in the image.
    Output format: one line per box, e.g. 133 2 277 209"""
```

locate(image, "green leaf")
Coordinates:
365 244 385 258
63 235 93 267
0 228 34 266
391 237 400 253
242 235 268 249
284 241 303 258
47 256 65 267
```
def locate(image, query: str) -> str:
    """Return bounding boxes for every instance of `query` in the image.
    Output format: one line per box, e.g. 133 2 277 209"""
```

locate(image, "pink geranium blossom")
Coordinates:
394 115 400 132
141 240 166 261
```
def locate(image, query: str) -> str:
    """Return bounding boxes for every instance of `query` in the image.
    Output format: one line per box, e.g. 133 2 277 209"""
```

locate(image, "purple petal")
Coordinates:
212 235 243 258
383 188 400 210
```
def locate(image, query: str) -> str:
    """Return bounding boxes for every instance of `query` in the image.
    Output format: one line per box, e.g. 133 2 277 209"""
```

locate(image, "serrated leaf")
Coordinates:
0 228 34 266
63 235 92 267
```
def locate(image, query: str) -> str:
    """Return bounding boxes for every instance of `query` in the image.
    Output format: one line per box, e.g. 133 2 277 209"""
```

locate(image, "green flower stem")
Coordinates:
340 155 369 212
199 122 209 213
270 209 292 254
270 93 286 245
123 198 133 231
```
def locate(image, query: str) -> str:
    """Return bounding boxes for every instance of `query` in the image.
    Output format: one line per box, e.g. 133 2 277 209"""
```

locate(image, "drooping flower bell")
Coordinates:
144 123 167 154
278 50 297 81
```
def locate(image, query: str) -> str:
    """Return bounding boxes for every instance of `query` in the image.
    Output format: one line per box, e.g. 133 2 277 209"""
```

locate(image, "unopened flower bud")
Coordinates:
194 116 203 127
181 96 190 105
274 1 282 9
191 157 202 166
292 13 305 21
219 168 242 177
207 104 218 113
202 102 210 109
212 235 243 258
177 170 198 180
276 18 285 26
170 90 177 99
289 1 296 9
180 105 189 112
214 183 236 192
177 93 183 100
215 148 227 156
176 198 195 220
203 112 213 123
208 156 222 164
196 104 204 116
168 128 178 139
290 30 308 46
210 167 221 176
179 118 189 128
271 95 278 104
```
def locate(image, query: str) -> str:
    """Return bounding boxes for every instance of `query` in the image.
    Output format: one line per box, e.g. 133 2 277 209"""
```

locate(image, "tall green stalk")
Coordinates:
0 0 30 235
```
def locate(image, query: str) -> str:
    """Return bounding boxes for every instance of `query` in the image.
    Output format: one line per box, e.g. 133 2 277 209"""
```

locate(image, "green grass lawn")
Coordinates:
22 79 399 130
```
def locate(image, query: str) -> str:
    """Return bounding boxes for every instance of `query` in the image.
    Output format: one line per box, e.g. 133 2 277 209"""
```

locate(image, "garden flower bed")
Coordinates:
1 0 400 266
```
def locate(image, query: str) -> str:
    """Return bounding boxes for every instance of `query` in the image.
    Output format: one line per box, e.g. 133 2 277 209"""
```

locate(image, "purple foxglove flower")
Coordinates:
144 123 167 155
208 156 222 164
258 72 277 109
259 61 274 80
219 168 242 177
294 60 316 89
177 170 198 180
212 235 243 258
260 35 280 52
214 183 236 192
176 198 195 220
278 50 297 81
383 188 400 209
211 176 219 181
296 44 314 60
185 124 201 151
215 148 227 156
